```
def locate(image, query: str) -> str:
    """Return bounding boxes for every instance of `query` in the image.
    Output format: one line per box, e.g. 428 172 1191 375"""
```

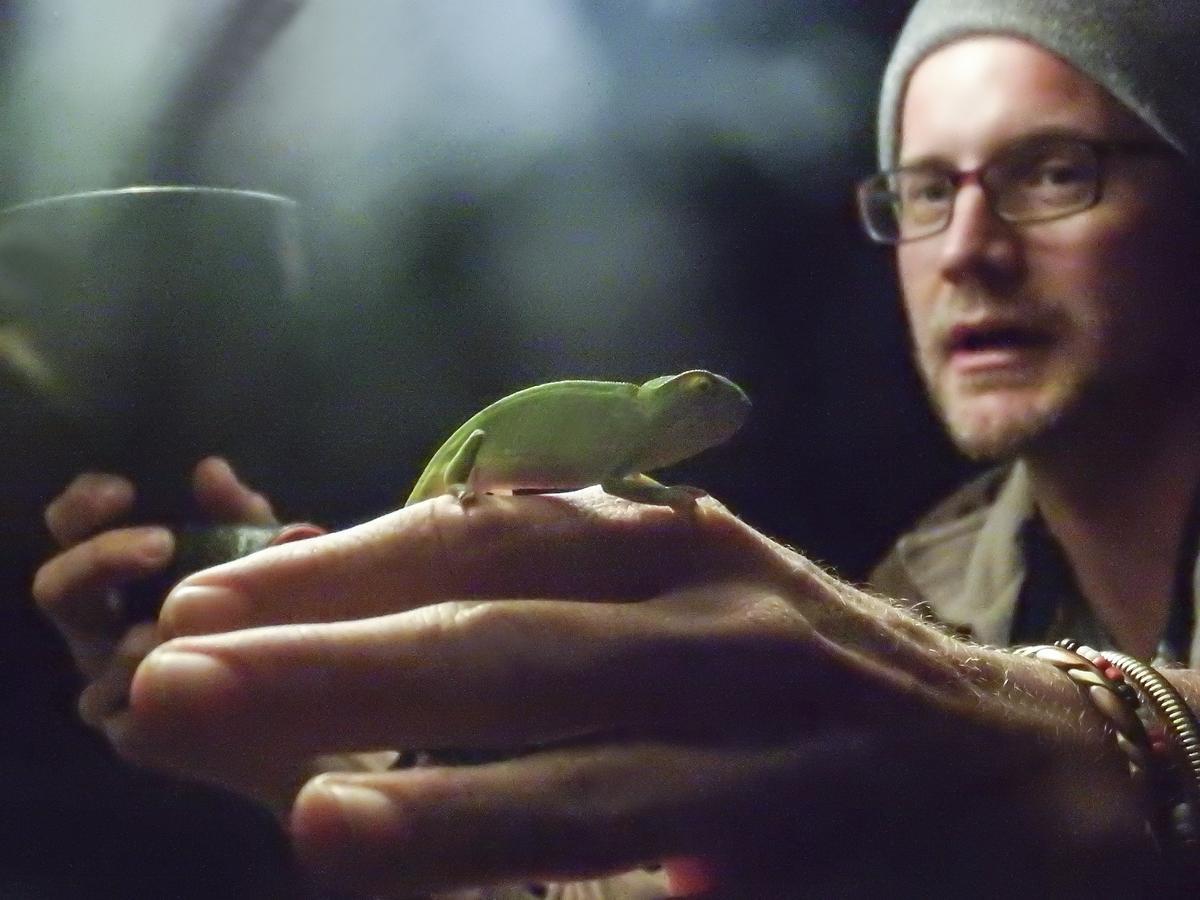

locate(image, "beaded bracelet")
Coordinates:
1012 639 1200 857
1101 647 1200 848
1012 642 1153 783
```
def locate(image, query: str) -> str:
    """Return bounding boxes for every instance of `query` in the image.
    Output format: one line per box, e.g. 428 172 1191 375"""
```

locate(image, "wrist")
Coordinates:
873 622 1167 890
792 584 1161 887
990 643 1194 892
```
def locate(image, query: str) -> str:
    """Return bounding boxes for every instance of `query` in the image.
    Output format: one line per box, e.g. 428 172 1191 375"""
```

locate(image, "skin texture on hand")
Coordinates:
64 485 1168 897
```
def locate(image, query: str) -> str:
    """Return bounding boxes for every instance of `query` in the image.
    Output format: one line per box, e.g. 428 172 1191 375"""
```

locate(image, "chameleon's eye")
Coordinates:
684 372 713 393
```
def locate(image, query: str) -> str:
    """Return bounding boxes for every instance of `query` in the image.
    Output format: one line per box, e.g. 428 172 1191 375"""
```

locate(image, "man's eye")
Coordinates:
901 176 952 205
1026 159 1089 187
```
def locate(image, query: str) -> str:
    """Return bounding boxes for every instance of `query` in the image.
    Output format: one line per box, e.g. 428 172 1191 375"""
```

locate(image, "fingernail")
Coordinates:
138 527 175 564
294 776 403 860
316 778 395 826
131 647 240 713
159 584 250 637
203 455 233 476
94 475 134 505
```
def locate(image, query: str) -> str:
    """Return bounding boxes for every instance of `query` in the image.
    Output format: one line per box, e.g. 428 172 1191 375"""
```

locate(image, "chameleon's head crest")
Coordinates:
637 369 751 468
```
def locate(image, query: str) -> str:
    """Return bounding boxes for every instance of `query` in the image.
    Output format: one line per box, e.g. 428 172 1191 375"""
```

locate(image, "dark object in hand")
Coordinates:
120 522 322 623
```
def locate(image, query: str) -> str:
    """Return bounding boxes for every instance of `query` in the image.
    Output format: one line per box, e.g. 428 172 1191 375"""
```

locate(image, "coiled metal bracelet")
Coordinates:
1013 639 1200 857
1102 648 1200 848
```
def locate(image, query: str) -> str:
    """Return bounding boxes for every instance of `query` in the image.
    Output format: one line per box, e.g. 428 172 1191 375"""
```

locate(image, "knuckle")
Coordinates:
672 583 807 643
664 587 810 671
719 591 815 673
445 598 523 639
413 600 526 657
735 589 810 638
426 493 513 546
408 496 512 585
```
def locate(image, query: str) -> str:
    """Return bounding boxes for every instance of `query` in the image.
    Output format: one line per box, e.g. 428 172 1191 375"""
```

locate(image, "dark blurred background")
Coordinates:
0 1 973 896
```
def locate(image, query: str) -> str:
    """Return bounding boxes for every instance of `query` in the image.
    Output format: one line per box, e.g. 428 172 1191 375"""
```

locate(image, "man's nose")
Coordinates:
937 183 1021 284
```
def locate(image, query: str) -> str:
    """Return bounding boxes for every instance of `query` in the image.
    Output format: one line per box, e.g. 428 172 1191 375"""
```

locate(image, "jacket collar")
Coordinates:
892 461 1200 665
891 462 1033 644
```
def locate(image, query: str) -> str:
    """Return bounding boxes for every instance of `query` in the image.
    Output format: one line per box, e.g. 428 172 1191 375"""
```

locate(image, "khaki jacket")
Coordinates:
869 463 1028 645
870 461 1200 665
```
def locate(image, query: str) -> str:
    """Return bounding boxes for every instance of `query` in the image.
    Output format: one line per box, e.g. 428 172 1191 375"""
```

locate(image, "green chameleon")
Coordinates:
404 369 751 510
402 368 750 765
123 370 750 764
125 370 749 623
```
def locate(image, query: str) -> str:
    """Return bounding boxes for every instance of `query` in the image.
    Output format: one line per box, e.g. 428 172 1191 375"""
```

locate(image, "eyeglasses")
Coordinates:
856 136 1177 245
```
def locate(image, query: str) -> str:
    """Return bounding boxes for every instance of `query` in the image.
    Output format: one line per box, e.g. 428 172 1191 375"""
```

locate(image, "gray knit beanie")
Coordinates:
878 0 1200 169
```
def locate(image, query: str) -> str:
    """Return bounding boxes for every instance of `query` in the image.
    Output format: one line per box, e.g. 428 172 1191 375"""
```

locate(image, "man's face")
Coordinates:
896 36 1200 461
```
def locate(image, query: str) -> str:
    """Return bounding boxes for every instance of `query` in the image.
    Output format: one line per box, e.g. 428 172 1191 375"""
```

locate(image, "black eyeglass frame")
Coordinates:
855 136 1179 245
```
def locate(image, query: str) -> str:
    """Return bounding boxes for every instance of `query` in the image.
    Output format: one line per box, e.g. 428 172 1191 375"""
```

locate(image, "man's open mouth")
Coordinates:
947 322 1054 355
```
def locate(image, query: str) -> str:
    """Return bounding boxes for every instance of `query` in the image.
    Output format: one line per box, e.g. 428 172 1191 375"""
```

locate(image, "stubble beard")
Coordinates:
910 289 1093 464
917 350 1078 464
935 379 1068 463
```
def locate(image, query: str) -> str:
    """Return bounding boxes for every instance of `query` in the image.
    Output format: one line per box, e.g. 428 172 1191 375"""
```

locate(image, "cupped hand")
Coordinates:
32 457 275 741
93 488 1157 897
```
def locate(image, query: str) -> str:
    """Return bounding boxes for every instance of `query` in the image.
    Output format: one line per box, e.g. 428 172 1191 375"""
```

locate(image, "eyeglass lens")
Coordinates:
860 138 1101 243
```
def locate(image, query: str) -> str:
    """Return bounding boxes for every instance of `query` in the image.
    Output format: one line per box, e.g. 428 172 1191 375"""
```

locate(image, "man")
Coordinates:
31 0 1200 895
865 0 1200 668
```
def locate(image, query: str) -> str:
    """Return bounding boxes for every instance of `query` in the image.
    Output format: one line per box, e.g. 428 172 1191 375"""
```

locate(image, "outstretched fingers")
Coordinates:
158 489 782 638
289 739 827 897
113 586 816 783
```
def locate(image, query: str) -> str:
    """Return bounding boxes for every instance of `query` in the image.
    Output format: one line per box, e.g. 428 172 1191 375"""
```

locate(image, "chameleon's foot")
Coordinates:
663 484 709 512
448 483 479 506
603 474 710 510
